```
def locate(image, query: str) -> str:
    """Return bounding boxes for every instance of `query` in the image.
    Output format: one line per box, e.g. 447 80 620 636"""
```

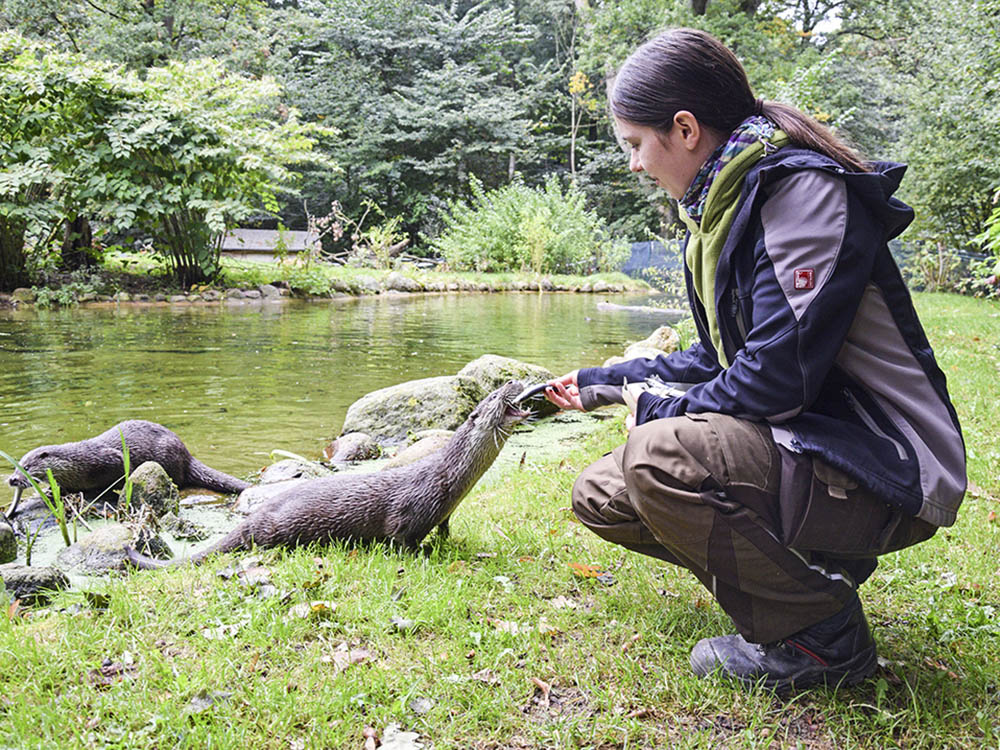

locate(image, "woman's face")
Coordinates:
615 115 715 201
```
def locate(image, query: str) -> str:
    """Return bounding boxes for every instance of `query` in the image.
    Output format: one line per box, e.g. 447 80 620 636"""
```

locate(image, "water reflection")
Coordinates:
0 293 675 476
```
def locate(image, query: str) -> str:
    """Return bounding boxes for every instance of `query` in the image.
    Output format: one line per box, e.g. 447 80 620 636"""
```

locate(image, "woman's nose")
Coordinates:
629 150 643 173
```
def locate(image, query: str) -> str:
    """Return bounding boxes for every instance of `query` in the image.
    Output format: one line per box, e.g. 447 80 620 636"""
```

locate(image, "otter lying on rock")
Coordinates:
6 420 250 517
126 380 529 568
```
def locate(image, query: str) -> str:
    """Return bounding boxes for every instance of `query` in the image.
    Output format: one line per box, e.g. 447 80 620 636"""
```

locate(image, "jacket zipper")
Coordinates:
842 388 909 461
731 288 748 344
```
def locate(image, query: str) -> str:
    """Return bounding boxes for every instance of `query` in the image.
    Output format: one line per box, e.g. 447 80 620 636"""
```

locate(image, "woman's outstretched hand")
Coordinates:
544 370 584 411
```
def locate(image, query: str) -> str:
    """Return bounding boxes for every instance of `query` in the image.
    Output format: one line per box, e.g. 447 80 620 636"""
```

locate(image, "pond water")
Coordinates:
0 292 677 481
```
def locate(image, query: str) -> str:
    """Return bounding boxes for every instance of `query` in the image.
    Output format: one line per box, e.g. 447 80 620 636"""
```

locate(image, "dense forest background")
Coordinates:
2 0 999 290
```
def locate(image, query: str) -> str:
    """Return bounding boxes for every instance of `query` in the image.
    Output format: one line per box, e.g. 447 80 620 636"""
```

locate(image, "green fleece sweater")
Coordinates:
679 131 790 368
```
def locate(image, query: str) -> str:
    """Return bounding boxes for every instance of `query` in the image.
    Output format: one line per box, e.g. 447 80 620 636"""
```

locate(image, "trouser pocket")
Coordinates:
777 448 902 557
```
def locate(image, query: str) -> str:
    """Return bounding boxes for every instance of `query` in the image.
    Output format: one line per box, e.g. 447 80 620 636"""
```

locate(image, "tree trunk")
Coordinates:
0 217 29 292
739 0 761 14
691 0 709 15
60 215 96 271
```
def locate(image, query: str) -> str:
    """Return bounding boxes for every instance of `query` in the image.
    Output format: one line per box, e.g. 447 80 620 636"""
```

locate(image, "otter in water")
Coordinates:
6 420 250 517
126 380 529 568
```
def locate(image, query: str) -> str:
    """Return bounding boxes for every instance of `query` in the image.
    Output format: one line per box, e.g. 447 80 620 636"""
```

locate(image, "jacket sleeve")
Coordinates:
576 339 722 410
632 170 874 425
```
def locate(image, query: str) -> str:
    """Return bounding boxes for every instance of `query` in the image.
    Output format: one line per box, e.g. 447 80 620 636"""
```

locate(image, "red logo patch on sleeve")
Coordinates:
793 268 815 290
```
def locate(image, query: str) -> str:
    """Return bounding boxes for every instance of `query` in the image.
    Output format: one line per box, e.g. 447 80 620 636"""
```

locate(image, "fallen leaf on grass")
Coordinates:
86 659 137 688
362 726 378 750
627 707 652 719
968 482 998 502
549 596 577 610
471 668 500 685
185 689 232 714
492 619 530 635
517 556 535 563
989 511 997 524
380 724 423 750
537 617 559 637
622 633 641 653
568 562 603 578
302 570 331 590
924 656 961 680
408 696 434 715
6 599 21 621
201 622 242 640
388 615 416 632
285 601 336 622
531 677 551 708
321 643 371 675
237 565 272 588
216 556 263 580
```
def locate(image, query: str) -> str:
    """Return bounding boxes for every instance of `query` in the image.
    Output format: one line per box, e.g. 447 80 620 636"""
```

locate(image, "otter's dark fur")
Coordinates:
126 381 528 568
7 420 250 506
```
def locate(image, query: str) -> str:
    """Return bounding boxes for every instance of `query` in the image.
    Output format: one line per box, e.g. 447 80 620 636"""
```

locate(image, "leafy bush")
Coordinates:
430 176 629 275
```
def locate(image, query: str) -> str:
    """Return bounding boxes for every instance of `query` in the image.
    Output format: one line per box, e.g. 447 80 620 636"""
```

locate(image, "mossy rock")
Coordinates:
457 354 557 416
124 461 180 517
383 432 454 469
0 521 15 564
56 523 172 574
0 564 69 605
341 375 481 446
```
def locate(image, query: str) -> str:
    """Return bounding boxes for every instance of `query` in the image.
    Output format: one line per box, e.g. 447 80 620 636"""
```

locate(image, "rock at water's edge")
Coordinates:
125 461 180 517
340 375 481 446
235 479 309 514
383 432 454 469
0 564 69 604
325 433 380 462
56 523 172 574
258 459 333 484
0 521 16 564
458 354 557 415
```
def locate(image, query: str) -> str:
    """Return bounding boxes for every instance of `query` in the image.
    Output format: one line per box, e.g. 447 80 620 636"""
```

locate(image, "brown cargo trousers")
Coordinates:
572 412 936 644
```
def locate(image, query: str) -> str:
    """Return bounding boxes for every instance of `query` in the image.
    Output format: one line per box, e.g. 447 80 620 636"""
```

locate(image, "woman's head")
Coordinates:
611 28 754 137
610 28 868 173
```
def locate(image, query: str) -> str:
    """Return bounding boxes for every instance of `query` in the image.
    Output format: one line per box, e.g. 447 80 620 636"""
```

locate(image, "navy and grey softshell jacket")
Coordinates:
578 148 966 527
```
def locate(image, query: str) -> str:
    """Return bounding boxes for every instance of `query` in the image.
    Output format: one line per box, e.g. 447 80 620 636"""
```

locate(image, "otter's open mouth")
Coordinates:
503 402 532 420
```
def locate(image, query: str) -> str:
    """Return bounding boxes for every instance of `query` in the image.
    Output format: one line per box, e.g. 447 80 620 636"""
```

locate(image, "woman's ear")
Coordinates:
673 110 702 151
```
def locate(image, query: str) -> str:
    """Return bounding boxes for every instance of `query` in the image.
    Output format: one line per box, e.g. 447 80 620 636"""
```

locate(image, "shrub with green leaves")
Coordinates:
431 176 629 275
0 32 335 289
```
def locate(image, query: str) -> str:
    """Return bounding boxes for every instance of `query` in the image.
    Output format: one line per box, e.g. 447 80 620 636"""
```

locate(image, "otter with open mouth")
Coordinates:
126 380 531 567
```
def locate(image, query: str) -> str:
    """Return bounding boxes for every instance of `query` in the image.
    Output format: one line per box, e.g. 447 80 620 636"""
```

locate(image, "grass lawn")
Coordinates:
1 292 997 749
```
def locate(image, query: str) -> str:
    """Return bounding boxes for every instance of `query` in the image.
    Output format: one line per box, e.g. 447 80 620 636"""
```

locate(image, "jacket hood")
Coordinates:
750 149 914 241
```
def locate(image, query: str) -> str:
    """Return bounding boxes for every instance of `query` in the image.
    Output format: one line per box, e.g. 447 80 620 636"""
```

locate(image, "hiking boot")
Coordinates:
689 596 877 692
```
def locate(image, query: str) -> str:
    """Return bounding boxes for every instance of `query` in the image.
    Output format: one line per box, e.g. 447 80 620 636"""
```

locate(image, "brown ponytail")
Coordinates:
610 28 869 173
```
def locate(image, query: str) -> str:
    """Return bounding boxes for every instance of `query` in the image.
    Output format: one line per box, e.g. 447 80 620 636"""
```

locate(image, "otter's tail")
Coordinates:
125 525 250 571
124 545 175 570
186 458 251 494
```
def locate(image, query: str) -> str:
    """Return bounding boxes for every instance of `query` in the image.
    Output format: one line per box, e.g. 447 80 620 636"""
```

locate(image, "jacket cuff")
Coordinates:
634 390 679 425
577 367 625 410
